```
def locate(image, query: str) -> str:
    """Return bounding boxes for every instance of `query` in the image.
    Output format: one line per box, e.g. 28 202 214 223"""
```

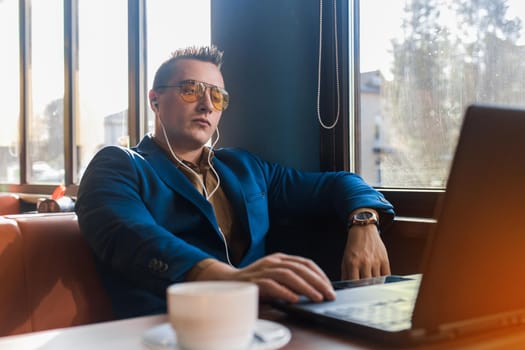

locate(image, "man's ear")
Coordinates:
149 90 159 111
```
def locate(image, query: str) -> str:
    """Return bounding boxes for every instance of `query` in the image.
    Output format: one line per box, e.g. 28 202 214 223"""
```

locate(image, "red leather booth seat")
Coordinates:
0 213 113 337
0 193 20 215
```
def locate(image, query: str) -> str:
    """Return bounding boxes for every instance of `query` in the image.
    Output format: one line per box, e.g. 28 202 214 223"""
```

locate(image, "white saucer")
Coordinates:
142 319 291 350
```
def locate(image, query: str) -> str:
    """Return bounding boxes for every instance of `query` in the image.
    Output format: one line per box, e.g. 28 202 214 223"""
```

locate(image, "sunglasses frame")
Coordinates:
155 79 229 111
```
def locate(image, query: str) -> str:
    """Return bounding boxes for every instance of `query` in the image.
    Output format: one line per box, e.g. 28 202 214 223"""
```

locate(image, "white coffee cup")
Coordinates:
167 281 259 350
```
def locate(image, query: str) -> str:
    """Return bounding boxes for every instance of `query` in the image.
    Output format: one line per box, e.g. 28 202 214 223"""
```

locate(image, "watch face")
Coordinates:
349 211 379 229
356 211 374 220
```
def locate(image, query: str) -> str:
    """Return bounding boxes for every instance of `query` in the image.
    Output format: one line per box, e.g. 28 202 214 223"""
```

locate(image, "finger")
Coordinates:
350 266 360 280
269 267 325 302
371 264 381 277
281 255 331 284
256 278 300 303
248 254 335 301
381 259 391 276
303 260 331 284
276 260 335 300
359 264 373 279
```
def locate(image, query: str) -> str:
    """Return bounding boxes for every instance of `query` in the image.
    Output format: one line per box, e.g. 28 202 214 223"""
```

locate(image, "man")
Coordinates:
76 45 394 319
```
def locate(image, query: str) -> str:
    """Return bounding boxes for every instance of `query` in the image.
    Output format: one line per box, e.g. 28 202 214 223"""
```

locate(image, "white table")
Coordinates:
0 314 168 350
4 307 525 350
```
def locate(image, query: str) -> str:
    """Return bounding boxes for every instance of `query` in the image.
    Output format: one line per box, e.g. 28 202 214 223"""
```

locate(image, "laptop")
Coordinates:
273 104 525 345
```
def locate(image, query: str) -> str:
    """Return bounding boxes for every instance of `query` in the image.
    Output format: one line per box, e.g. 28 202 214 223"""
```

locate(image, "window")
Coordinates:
1 0 211 191
358 0 525 189
29 0 65 184
77 0 128 181
146 0 211 133
0 0 19 185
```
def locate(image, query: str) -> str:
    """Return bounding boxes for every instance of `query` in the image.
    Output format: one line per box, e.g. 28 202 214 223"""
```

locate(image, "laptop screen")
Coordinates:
412 104 525 331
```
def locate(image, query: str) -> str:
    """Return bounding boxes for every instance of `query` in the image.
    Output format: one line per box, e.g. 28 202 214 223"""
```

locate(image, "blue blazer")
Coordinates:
76 134 394 318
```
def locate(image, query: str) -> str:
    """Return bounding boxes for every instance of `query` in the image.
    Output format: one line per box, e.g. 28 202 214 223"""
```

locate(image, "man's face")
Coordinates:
151 59 225 151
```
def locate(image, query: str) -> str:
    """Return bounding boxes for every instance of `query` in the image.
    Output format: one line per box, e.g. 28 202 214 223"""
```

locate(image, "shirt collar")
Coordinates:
177 147 214 173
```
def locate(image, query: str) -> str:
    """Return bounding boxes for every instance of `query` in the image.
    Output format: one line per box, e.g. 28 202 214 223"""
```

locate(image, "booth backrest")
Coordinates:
0 213 113 337
0 193 20 215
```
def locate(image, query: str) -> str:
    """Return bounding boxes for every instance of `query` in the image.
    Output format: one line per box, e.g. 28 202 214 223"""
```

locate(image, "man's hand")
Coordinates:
341 224 391 280
186 253 336 304
232 253 336 303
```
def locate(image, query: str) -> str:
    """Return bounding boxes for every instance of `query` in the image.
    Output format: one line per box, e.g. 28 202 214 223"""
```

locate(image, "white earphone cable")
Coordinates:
159 118 232 266
159 120 220 201
204 128 231 265
206 127 221 199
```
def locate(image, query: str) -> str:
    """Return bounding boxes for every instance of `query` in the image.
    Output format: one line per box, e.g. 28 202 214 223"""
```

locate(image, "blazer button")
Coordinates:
148 258 159 271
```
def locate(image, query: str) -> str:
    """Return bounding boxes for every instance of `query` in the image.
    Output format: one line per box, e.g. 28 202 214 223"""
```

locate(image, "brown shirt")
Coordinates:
176 147 249 265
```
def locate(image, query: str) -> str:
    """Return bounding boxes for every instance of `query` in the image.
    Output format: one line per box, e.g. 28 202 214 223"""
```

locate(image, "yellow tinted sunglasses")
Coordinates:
156 79 229 111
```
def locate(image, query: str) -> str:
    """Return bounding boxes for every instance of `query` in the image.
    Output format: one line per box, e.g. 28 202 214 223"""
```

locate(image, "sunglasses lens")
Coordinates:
178 81 201 102
176 80 229 111
211 87 229 111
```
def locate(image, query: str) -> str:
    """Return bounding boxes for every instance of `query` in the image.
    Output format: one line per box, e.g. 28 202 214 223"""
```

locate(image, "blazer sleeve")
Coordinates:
75 146 214 295
245 151 395 228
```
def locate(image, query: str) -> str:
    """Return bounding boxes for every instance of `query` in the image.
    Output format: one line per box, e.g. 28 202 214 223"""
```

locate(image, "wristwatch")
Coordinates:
347 211 379 230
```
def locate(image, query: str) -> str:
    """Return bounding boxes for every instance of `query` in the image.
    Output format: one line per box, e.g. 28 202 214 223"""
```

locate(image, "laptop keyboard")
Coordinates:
323 297 414 331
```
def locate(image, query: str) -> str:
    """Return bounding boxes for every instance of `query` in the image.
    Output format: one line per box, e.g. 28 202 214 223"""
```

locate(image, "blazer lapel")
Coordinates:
213 157 251 235
134 136 218 228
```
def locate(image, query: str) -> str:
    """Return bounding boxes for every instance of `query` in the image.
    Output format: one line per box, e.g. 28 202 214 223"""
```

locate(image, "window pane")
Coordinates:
29 0 65 184
77 0 128 182
359 0 525 188
146 0 211 133
0 0 19 184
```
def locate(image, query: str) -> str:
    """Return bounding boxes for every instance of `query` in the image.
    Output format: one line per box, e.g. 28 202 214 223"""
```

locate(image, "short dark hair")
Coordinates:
152 45 224 90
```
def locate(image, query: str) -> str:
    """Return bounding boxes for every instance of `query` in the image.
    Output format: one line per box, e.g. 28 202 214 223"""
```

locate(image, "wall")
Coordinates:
211 0 321 171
